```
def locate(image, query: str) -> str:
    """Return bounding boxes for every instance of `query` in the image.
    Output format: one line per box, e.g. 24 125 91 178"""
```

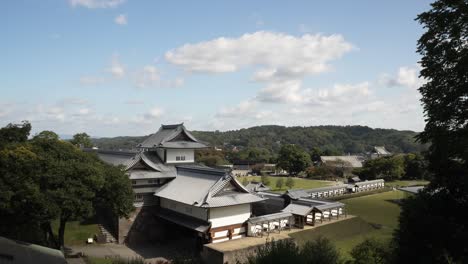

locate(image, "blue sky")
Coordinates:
1 0 432 137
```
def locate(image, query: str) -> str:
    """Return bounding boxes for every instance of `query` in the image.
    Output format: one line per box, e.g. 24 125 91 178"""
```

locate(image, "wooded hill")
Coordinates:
91 125 426 155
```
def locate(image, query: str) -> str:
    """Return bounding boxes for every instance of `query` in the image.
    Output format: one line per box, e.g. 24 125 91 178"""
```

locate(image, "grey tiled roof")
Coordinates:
125 151 177 176
306 184 349 193
129 170 176 180
282 200 344 216
158 208 210 233
86 149 136 166
355 179 385 186
320 155 364 168
248 212 293 223
0 236 67 264
246 182 271 192
282 203 314 216
283 189 310 200
374 146 391 155
154 166 264 208
137 123 208 149
133 186 161 194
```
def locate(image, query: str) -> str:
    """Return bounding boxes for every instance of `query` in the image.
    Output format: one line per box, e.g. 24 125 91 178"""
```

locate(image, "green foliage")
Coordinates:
301 236 342 264
92 126 427 160
392 1 468 262
275 177 284 189
349 239 390 264
195 148 229 166
246 237 341 264
70 132 92 148
0 124 134 248
261 175 270 186
285 177 294 189
0 121 31 148
33 130 60 141
245 239 302 264
353 155 424 181
277 145 311 175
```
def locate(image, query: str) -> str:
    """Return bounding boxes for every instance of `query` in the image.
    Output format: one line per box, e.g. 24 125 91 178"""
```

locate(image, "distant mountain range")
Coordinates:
91 125 427 155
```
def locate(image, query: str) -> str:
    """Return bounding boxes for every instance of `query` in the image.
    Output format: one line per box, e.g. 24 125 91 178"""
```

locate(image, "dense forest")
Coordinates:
91 125 426 156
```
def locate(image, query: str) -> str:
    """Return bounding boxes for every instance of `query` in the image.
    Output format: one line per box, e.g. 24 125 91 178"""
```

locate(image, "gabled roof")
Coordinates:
374 146 391 155
0 236 67 264
355 179 385 186
320 155 364 168
154 165 264 208
245 181 271 192
137 123 208 149
282 200 344 216
283 189 310 200
84 149 137 166
125 151 177 179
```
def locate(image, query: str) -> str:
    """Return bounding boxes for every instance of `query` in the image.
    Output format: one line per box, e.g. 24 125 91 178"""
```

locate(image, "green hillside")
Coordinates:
92 125 426 156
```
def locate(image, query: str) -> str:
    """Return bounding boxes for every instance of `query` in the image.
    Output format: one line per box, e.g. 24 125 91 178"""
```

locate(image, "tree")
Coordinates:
300 236 341 264
0 121 31 147
285 177 294 189
246 239 301 264
275 178 284 190
33 130 60 141
0 123 134 249
350 239 390 264
393 1 468 263
70 132 92 148
246 237 341 264
353 156 405 181
277 145 311 175
261 175 271 186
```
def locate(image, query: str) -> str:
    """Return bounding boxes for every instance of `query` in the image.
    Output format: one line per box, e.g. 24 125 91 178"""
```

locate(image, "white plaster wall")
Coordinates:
209 204 251 228
166 149 194 163
160 198 207 220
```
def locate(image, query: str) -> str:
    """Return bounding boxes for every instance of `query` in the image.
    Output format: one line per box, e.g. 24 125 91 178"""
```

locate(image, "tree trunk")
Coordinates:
58 217 68 248
41 222 59 249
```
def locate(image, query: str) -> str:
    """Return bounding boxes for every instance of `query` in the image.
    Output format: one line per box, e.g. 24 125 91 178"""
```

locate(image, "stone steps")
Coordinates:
98 224 117 243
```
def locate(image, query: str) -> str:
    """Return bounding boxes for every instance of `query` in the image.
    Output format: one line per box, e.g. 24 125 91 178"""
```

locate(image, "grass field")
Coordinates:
385 180 429 187
289 190 404 259
240 175 334 192
52 220 100 246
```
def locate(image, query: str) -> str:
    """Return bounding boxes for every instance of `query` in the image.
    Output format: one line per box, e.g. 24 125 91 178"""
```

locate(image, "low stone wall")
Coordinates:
201 237 295 264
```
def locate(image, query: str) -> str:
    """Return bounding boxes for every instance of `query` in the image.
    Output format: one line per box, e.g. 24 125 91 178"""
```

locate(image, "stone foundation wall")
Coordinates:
118 206 167 244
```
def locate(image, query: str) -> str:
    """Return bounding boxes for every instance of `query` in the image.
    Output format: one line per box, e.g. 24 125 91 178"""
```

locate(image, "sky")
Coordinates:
1 0 433 137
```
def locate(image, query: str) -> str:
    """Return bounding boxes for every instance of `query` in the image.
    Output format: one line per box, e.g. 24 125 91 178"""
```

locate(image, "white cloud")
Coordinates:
69 0 125 9
396 66 425 90
108 55 125 78
144 107 164 119
77 108 91 116
380 65 426 90
216 99 257 118
165 31 353 80
114 14 127 25
134 65 184 89
135 65 160 88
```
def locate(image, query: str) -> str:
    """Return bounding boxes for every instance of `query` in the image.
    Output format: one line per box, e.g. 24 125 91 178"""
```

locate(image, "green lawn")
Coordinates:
52 220 100 246
289 190 404 259
385 180 429 187
240 176 334 192
84 257 112 264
